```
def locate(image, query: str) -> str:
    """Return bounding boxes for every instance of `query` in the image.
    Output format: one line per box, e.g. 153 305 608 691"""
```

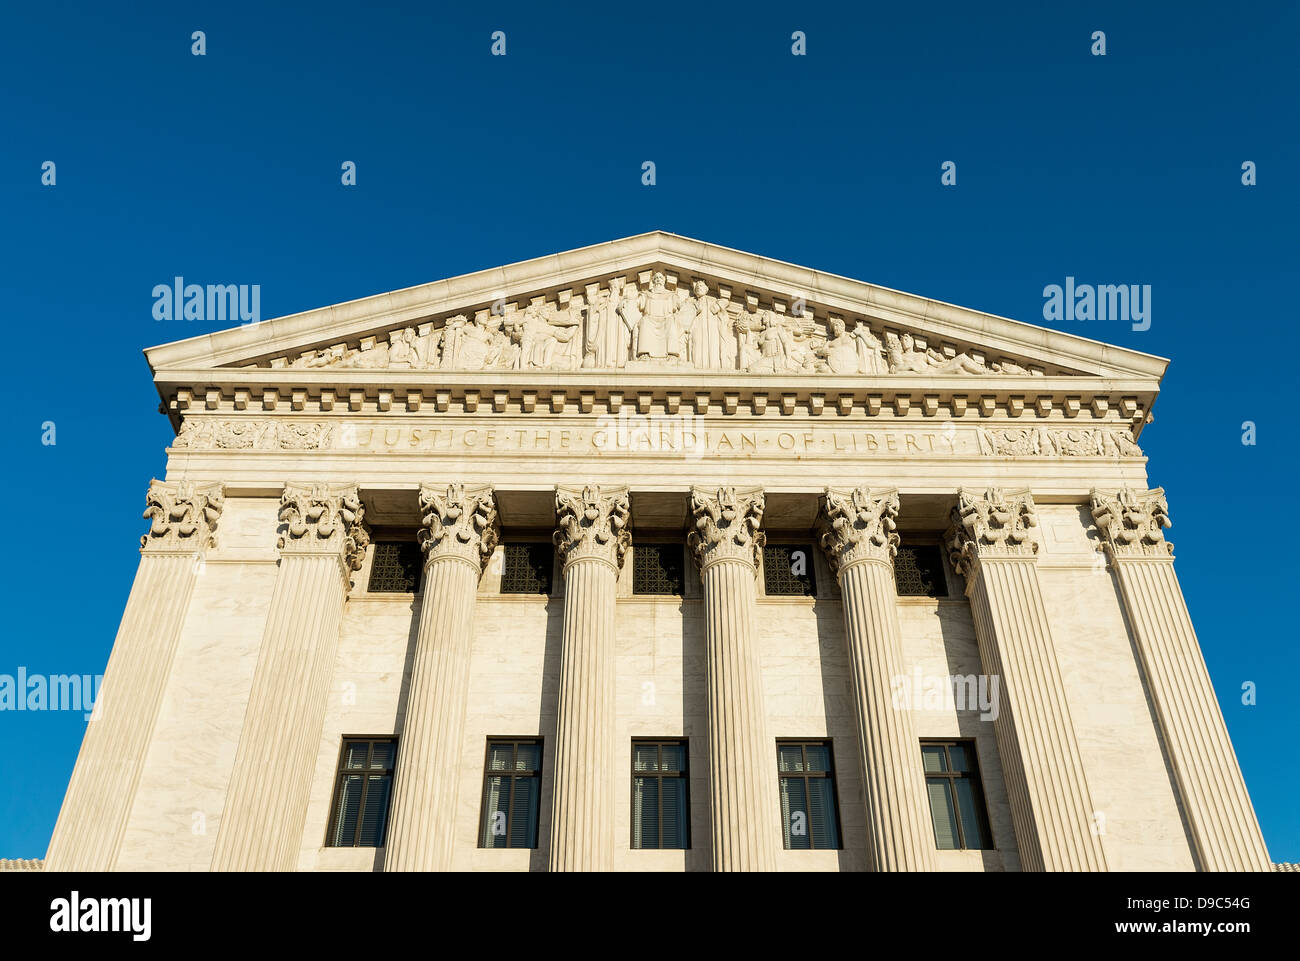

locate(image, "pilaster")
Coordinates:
1091 487 1270 871
210 482 368 871
945 487 1107 871
44 481 224 871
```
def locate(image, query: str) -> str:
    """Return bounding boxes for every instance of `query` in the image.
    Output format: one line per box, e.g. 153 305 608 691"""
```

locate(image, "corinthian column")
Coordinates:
384 483 498 872
548 485 630 871
818 487 936 871
688 486 778 871
1091 488 1270 871
211 483 368 871
45 480 223 871
945 488 1107 871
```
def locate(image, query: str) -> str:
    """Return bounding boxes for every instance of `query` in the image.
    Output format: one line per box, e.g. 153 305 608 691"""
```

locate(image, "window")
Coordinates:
325 738 396 847
895 544 948 597
500 542 553 594
478 738 543 848
921 740 993 850
763 544 817 596
631 741 690 849
633 543 684 595
777 741 842 850
368 541 423 593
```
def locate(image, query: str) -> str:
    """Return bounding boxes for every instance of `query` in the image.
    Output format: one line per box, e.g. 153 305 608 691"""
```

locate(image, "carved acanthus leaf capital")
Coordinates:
1090 487 1174 560
944 487 1039 577
553 485 631 570
418 483 499 572
687 486 766 571
140 480 225 552
818 487 900 577
277 482 370 573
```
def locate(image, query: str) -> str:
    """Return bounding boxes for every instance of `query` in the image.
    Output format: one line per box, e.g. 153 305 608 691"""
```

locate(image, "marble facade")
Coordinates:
42 232 1270 872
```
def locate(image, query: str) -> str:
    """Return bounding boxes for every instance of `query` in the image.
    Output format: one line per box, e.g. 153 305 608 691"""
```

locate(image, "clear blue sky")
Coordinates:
1 1 1296 862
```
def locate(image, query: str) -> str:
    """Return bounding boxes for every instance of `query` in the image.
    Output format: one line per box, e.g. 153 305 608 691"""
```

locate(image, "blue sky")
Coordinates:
1 1 1296 861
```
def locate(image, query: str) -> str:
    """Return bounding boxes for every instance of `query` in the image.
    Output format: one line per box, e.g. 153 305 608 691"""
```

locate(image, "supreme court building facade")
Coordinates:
44 232 1271 872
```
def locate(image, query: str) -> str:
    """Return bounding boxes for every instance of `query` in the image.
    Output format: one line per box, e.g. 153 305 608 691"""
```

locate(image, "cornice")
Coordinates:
156 369 1157 437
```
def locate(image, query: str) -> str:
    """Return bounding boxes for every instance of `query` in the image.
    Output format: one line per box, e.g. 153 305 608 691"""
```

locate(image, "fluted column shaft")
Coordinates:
820 487 936 871
949 488 1107 872
964 559 1106 870
548 485 629 872
690 486 777 872
1092 488 1270 870
550 559 617 870
45 480 223 872
212 483 367 871
701 558 778 870
385 483 498 872
839 560 938 870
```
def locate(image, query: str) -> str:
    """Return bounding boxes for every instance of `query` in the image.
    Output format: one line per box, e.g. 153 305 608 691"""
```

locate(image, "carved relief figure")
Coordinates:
507 304 580 370
584 278 630 368
633 271 680 361
816 317 876 374
676 280 737 370
851 322 888 374
885 331 988 375
387 327 420 368
442 313 510 370
738 310 814 374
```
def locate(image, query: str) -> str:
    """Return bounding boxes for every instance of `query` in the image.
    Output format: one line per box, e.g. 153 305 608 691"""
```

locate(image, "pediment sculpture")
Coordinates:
274 274 1049 377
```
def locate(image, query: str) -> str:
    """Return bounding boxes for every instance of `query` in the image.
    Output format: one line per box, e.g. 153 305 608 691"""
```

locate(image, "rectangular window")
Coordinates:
763 544 817 596
326 738 396 847
895 544 948 597
631 740 690 849
478 738 543 849
368 541 422 593
777 741 842 850
633 543 684 596
921 740 993 850
500 542 553 594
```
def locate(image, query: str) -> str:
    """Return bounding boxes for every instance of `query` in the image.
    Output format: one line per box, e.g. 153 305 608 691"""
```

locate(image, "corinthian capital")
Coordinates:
553 485 631 571
277 482 370 573
418 483 500 572
140 480 225 552
944 487 1038 577
1090 487 1174 560
687 486 766 571
818 487 899 577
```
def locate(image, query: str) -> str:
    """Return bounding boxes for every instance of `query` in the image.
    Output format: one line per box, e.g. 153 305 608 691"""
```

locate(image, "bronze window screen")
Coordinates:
633 543 684 596
763 544 817 596
367 541 423 593
895 544 948 597
500 542 553 594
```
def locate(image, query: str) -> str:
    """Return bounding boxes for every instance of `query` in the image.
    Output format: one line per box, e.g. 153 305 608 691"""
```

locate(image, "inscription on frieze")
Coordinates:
169 417 1144 459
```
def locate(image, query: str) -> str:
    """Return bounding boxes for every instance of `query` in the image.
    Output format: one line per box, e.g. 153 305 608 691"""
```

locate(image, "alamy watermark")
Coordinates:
0 667 102 720
891 667 1000 721
1043 277 1151 331
152 277 260 324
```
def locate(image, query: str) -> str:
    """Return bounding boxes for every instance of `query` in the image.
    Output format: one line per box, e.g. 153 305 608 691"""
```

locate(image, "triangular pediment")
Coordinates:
144 232 1167 383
